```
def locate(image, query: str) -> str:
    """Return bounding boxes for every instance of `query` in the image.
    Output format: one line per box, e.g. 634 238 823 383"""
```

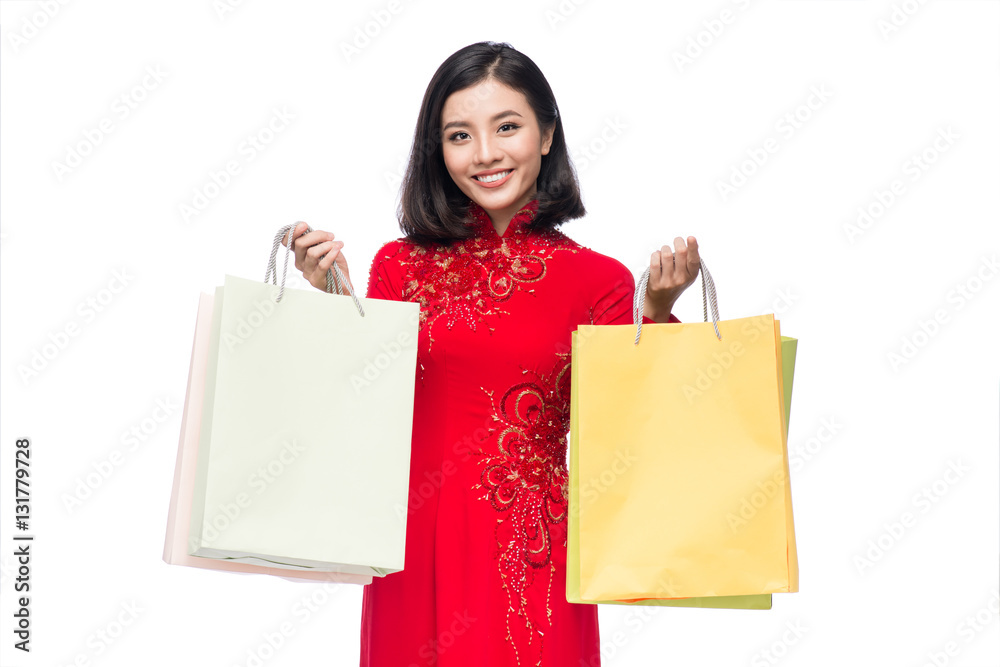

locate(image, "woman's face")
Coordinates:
440 79 554 229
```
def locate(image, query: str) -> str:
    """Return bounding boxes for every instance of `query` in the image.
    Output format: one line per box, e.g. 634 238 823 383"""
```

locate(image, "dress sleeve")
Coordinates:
645 313 682 324
366 240 404 301
591 259 682 326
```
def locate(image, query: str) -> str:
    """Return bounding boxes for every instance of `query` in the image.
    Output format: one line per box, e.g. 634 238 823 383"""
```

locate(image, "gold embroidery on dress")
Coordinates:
390 201 579 386
471 352 573 667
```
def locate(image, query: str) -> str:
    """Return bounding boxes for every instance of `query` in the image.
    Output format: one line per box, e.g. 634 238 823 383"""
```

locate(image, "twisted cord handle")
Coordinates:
264 224 365 317
633 258 720 345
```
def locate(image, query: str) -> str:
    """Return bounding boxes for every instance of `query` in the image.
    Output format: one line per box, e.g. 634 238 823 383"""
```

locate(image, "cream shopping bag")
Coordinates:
163 290 374 583
185 225 418 576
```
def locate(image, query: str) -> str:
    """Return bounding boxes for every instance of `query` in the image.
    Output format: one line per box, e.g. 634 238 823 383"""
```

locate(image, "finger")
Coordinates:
673 237 688 274
319 245 339 270
649 250 662 286
281 222 306 247
303 242 331 276
306 240 336 262
290 224 314 266
319 241 345 270
294 230 333 269
686 236 700 276
660 244 674 276
297 229 334 251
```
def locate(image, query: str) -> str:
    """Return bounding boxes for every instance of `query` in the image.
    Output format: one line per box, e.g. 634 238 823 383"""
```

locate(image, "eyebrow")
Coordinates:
442 110 523 131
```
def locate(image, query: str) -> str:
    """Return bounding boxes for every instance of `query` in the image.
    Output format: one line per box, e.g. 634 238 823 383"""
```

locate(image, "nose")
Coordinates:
473 133 503 168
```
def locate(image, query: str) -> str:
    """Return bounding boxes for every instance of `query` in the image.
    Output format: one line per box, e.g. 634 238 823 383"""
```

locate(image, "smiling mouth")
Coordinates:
474 169 512 183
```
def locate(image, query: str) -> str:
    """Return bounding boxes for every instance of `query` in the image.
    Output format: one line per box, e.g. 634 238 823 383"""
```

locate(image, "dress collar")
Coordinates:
467 198 539 241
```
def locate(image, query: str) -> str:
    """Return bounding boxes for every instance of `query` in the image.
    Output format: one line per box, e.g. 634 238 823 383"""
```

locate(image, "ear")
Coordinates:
540 125 554 156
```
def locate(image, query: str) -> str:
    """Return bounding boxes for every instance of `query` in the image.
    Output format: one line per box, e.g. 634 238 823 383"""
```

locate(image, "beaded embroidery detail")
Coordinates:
471 352 572 667
369 199 584 664
396 200 578 354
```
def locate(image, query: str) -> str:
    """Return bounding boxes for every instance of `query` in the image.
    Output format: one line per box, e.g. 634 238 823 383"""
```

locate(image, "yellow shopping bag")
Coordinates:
567 260 798 604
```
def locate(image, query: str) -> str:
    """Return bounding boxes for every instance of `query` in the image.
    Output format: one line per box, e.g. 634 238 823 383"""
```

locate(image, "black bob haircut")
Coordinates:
398 41 586 244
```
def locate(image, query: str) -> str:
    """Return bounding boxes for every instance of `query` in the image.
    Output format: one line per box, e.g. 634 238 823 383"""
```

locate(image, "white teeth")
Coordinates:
475 170 510 183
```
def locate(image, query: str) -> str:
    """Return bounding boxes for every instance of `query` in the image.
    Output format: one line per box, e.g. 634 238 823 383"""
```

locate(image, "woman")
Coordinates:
285 41 699 667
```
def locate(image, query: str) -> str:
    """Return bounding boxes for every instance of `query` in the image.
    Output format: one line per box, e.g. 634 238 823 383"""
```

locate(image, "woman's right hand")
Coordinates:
281 222 353 294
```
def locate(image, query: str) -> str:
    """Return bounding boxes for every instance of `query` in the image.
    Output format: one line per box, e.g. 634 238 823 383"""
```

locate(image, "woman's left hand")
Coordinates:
644 236 700 322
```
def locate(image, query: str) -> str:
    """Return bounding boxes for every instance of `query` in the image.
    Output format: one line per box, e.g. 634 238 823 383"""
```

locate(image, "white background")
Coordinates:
1 1 998 666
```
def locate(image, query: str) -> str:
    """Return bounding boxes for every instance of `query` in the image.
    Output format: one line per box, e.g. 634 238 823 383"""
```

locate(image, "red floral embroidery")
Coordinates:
396 200 579 353
471 353 572 667
373 199 584 663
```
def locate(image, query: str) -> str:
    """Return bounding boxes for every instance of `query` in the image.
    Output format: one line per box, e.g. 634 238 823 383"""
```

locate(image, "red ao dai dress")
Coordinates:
359 198 678 667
